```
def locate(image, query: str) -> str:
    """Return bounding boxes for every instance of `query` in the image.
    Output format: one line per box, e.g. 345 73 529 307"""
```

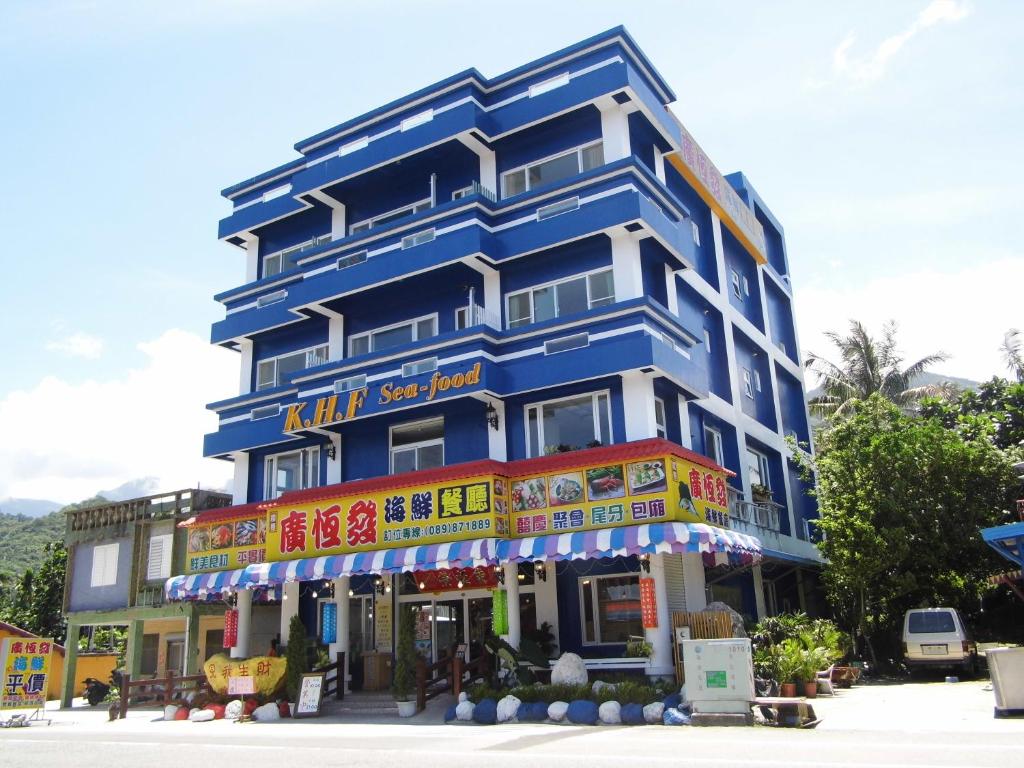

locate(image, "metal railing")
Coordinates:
727 487 784 534
465 303 501 331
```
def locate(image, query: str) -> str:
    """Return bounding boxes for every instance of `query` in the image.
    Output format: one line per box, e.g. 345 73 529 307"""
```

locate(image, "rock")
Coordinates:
663 693 682 710
278 701 291 718
253 702 280 721
663 707 691 726
473 698 497 725
703 602 746 637
455 701 475 721
497 695 521 723
566 699 599 725
547 701 569 722
621 703 645 725
163 705 178 721
591 680 616 694
444 705 458 723
189 709 215 722
173 706 190 721
243 698 259 717
205 704 226 720
550 652 588 686
458 691 469 703
598 701 621 725
517 701 549 722
224 700 243 720
643 702 664 724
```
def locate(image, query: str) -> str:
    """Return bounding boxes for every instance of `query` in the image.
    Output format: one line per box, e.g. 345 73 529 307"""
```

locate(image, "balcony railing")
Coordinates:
465 302 501 331
727 486 784 539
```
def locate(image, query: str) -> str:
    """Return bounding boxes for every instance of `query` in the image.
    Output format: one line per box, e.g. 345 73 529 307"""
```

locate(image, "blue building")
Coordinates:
190 27 821 681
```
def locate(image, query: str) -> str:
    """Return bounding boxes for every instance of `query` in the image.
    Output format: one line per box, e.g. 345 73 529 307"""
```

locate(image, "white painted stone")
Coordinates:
643 702 665 724
458 691 469 703
599 701 622 725
253 702 280 721
497 695 521 723
547 701 569 722
455 701 475 721
591 680 616 694
163 705 178 721
224 700 244 719
189 709 215 722
550 652 588 686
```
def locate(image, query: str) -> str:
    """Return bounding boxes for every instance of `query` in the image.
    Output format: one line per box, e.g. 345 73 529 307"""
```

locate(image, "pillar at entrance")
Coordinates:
501 562 521 649
61 622 81 708
280 582 300 643
682 553 708 612
644 554 674 676
231 588 252 659
330 576 351 692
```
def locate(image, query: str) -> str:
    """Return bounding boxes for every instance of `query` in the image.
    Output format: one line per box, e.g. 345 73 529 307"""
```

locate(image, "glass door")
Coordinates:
467 596 492 663
434 600 464 663
165 638 185 674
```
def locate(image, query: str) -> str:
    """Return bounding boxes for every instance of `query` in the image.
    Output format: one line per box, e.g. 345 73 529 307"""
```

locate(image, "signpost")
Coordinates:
1 637 53 724
294 672 325 718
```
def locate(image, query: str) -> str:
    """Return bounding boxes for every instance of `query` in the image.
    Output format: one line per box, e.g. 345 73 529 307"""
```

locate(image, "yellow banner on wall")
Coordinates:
186 516 267 574
1 637 54 710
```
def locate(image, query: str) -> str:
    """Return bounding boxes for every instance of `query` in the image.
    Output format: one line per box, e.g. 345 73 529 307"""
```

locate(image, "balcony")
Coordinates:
727 486 785 548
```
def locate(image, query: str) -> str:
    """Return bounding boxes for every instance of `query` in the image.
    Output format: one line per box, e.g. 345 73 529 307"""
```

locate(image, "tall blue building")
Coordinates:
197 27 821 676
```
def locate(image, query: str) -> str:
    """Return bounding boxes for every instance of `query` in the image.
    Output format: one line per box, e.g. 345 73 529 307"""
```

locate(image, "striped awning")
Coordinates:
497 522 762 567
164 567 252 601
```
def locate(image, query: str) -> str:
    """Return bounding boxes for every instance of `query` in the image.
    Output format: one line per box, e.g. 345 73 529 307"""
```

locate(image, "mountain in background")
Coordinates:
0 511 65 579
96 476 160 501
0 497 61 519
806 371 980 403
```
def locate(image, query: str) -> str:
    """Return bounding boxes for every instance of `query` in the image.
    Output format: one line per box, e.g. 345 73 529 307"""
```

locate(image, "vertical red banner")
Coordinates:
224 609 238 648
639 577 658 628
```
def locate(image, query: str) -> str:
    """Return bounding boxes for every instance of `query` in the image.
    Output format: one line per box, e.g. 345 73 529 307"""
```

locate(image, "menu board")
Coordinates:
295 672 325 718
186 515 268 573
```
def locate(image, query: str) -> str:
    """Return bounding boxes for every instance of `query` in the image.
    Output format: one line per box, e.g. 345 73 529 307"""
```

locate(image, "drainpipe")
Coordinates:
467 286 475 326
430 173 437 209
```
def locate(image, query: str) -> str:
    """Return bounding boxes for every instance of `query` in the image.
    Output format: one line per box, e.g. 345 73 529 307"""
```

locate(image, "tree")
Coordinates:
1001 329 1024 382
806 320 950 419
0 543 68 645
284 614 308 702
921 378 1024 454
798 395 1015 667
391 604 416 702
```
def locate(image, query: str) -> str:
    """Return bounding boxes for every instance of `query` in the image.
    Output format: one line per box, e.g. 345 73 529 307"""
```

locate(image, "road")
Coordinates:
2 681 1022 768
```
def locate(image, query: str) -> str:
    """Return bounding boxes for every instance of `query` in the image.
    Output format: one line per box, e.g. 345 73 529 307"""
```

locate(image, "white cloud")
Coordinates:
0 329 237 504
797 256 1024 383
45 331 105 359
831 1 970 86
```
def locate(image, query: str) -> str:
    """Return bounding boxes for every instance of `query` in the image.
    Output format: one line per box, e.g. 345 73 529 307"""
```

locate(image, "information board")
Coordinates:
295 672 325 718
1 637 53 710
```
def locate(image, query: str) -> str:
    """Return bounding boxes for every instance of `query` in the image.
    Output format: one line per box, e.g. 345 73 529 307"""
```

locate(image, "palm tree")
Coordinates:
1000 328 1023 382
805 320 950 419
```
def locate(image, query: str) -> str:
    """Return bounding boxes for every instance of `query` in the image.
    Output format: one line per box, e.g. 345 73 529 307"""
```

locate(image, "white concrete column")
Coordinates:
486 400 507 461
479 150 497 196
330 204 347 241
231 453 249 505
280 581 300 643
621 370 658 441
501 562 521 649
653 151 666 183
682 553 708 612
676 395 692 449
599 101 631 162
482 268 501 327
330 576 351 691
231 588 252 658
244 236 260 283
610 230 643 301
752 564 767 620
644 554 674 675
238 339 253 395
327 435 342 484
328 315 345 362
533 561 559 656
664 265 680 316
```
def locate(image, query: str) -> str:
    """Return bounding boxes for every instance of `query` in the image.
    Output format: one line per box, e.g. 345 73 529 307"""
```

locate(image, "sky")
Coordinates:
0 0 1021 504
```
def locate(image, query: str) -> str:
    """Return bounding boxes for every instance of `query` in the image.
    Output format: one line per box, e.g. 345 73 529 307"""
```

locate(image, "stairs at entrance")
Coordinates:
333 691 400 716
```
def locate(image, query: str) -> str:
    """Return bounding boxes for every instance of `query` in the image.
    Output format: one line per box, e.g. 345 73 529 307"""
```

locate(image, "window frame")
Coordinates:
348 197 432 236
524 390 612 458
90 543 119 588
264 446 321 501
389 417 445 474
731 270 742 299
746 446 771 490
256 343 329 391
654 397 667 439
704 426 725 466
262 234 331 279
500 140 604 199
742 368 754 399
505 267 614 329
348 313 438 357
578 573 643 645
146 533 173 581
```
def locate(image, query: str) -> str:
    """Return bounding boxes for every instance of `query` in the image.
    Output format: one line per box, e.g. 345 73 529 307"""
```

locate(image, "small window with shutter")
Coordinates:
90 543 119 587
147 534 173 581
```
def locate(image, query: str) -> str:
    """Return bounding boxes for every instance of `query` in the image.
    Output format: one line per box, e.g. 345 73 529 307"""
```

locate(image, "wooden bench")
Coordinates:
753 696 820 728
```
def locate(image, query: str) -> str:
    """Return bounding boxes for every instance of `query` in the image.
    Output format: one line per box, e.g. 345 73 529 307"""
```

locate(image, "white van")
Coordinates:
902 608 978 675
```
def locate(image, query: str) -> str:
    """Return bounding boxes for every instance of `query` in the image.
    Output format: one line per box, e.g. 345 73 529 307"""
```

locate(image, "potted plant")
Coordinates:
800 642 831 699
751 483 773 503
777 639 803 697
392 604 418 717
284 614 308 714
624 636 653 659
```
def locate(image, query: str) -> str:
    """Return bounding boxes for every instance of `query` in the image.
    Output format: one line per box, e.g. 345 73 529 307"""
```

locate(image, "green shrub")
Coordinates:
284 614 308 702
392 604 417 701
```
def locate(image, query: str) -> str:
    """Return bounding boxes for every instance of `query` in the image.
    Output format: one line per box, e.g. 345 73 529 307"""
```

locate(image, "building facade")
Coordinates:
180 28 821 682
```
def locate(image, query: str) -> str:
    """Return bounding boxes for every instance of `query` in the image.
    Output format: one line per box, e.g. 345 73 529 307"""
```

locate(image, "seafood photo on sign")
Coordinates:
189 527 211 553
586 464 625 500
549 472 584 506
235 519 259 546
212 523 234 549
512 477 547 512
627 460 667 495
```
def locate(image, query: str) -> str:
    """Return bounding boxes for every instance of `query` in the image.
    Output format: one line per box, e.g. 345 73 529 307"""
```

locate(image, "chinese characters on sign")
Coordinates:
1 637 53 710
186 516 267 574
639 577 658 629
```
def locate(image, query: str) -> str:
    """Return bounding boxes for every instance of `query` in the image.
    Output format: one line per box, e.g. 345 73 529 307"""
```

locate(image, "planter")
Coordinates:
779 682 797 698
803 681 818 699
396 699 418 718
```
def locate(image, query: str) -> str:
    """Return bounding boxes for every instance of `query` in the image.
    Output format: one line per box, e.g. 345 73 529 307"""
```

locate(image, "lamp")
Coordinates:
485 402 500 431
639 554 651 574
494 565 505 585
534 562 547 582
324 442 337 460
374 576 391 596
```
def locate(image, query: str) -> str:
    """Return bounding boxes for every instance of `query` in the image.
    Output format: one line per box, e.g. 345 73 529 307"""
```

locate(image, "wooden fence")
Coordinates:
670 610 734 684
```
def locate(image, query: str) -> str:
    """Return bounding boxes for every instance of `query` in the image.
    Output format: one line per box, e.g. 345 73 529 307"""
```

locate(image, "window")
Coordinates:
703 328 712 353
263 234 331 278
506 269 614 329
140 634 159 675
704 426 724 466
348 198 431 235
339 136 369 156
754 370 762 392
746 447 770 489
400 109 433 131
146 533 173 581
580 574 643 644
526 391 611 457
455 307 468 330
691 220 701 246
90 543 119 587
337 250 367 270
908 612 956 634
529 72 570 98
348 315 438 356
742 276 750 296
401 229 435 249
731 270 742 299
262 184 291 203
390 418 444 474
536 197 579 220
256 344 329 391
334 374 367 393
256 290 287 308
402 357 437 377
544 333 588 355
452 186 474 201
654 398 667 439
501 141 604 198
251 405 281 421
264 447 320 500
742 368 754 398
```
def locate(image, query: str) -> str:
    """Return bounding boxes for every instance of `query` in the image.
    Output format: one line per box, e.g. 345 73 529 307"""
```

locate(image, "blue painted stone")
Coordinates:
473 698 498 725
566 699 599 725
662 693 682 710
516 701 548 722
621 703 645 725
444 704 458 723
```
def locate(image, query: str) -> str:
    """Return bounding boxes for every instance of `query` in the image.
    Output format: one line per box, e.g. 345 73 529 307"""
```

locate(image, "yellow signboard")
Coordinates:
267 473 510 561
1 637 53 710
186 516 267 574
509 454 729 536
203 653 286 696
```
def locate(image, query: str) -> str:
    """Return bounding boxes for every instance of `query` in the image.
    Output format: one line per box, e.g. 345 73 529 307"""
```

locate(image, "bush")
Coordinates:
284 614 308 702
392 604 417 701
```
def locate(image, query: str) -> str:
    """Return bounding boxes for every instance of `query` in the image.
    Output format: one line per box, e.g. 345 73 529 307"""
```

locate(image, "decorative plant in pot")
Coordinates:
777 638 804 698
750 483 773 503
799 640 831 699
284 614 309 714
624 636 653 659
392 604 418 717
